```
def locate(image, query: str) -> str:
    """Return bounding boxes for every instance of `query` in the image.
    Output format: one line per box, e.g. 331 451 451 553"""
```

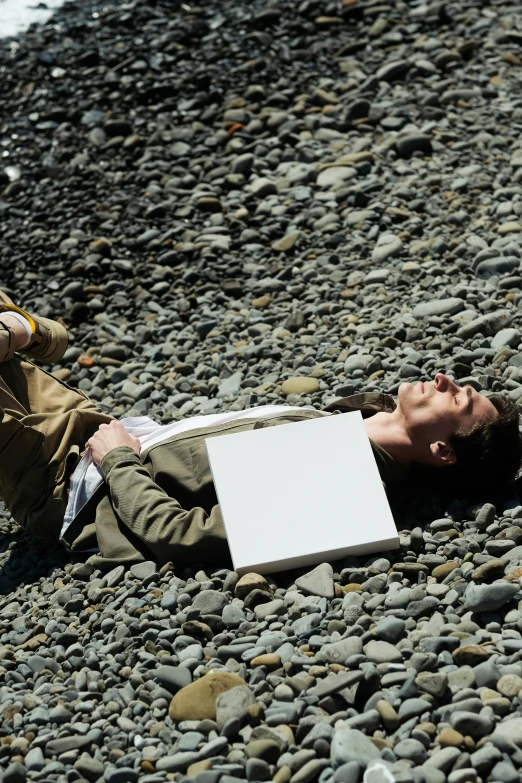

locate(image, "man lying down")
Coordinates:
0 292 520 572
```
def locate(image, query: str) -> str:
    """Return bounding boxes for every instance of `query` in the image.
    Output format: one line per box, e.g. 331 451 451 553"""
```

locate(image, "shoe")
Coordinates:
0 290 69 363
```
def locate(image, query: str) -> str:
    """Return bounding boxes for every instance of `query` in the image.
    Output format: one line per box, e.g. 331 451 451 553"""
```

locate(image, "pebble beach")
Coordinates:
3 0 522 782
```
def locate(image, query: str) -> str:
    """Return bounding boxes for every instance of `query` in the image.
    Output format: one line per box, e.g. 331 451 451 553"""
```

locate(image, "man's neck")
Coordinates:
363 411 415 466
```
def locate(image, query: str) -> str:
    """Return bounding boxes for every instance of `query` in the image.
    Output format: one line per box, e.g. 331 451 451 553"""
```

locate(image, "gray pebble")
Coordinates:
464 581 519 613
216 685 255 729
330 729 380 768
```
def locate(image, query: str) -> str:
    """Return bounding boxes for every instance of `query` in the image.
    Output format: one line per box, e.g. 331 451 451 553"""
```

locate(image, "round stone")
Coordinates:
498 222 522 234
235 573 272 600
372 233 403 264
169 672 246 722
316 166 357 188
250 653 281 670
376 700 400 731
439 728 465 747
464 581 518 613
452 645 491 666
394 738 427 765
413 299 464 319
432 561 459 580
471 560 506 582
497 674 522 698
281 377 320 394
364 640 403 664
252 296 271 309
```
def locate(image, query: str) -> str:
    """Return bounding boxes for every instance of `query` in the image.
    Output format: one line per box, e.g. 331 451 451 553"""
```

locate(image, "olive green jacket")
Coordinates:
59 393 408 571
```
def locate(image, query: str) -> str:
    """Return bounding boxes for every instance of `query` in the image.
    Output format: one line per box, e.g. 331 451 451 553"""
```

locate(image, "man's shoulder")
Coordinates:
322 392 396 416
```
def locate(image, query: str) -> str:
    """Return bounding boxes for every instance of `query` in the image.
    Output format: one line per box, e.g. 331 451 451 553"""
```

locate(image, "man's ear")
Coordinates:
430 441 456 466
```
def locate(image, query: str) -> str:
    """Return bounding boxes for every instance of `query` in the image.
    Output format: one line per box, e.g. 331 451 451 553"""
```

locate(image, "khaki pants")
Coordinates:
0 329 113 539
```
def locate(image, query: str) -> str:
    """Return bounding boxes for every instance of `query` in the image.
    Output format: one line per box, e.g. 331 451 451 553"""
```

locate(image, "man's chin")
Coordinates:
397 382 413 400
396 381 421 413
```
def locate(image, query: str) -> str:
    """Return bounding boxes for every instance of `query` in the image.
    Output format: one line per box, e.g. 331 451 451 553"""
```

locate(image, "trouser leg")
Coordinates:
0 357 113 539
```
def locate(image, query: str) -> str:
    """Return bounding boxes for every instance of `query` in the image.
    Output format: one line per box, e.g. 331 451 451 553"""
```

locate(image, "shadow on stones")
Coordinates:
0 479 520 597
388 478 522 533
0 522 72 594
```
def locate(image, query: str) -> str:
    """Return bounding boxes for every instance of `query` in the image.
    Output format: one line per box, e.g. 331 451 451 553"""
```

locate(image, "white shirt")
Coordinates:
60 405 323 552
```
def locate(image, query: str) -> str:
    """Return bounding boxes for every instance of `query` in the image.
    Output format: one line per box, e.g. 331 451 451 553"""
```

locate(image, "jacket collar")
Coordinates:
321 391 396 417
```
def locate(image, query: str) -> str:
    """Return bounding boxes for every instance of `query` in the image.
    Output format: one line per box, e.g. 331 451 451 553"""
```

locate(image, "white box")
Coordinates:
205 411 399 575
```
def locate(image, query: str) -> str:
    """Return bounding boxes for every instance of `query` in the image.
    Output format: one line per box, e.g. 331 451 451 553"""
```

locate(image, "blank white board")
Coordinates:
205 411 399 575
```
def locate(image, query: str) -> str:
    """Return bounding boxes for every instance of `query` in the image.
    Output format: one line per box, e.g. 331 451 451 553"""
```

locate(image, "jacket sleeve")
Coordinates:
99 446 229 565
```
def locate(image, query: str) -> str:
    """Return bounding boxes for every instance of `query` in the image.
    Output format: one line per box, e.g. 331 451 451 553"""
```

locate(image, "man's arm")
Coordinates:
88 423 229 564
99 447 228 563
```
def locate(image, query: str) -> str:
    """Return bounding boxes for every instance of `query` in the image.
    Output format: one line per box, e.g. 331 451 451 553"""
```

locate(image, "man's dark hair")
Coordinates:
447 393 522 494
408 393 522 500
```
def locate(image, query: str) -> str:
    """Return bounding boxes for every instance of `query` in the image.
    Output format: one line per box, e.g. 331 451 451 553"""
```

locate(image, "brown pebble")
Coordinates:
504 52 522 65
250 653 281 671
187 760 212 776
281 377 320 395
438 727 464 747
181 621 213 641
432 561 459 580
376 700 400 731
17 633 48 651
272 233 300 252
445 528 461 540
245 739 280 763
417 722 437 736
77 354 95 368
504 566 522 582
221 280 243 298
149 722 165 737
99 357 124 367
497 526 522 544
235 573 272 600
169 672 246 721
89 237 112 256
452 644 491 666
246 703 264 725
252 295 272 309
471 560 505 582
273 766 292 783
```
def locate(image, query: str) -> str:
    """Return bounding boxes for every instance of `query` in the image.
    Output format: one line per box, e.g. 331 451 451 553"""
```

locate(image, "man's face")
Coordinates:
397 373 498 459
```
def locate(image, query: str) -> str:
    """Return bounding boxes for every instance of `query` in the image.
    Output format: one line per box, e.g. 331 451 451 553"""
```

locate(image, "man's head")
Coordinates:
397 373 522 489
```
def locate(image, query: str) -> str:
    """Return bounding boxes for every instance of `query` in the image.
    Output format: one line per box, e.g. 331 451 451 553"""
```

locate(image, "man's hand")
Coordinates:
88 420 141 466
